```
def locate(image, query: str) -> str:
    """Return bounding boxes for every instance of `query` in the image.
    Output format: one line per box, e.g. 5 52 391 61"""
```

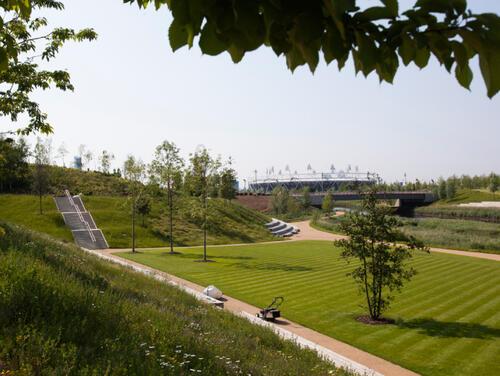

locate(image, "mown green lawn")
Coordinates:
120 241 500 376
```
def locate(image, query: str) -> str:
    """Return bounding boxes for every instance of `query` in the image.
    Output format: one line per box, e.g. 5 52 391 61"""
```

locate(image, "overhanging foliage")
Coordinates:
124 0 500 98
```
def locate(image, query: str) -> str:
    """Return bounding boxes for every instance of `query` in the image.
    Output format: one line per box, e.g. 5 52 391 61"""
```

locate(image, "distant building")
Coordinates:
73 156 82 170
248 170 377 194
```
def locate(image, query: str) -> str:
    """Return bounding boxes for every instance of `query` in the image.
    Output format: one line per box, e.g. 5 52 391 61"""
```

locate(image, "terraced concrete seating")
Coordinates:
274 226 294 236
270 223 287 233
265 218 297 238
265 219 280 228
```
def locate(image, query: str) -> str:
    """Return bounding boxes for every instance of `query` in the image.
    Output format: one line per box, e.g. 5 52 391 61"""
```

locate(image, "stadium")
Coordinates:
247 166 378 194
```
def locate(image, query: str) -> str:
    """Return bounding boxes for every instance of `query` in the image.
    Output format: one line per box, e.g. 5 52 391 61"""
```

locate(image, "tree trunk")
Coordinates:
203 194 207 262
361 253 373 319
39 189 43 215
169 184 174 254
132 198 136 253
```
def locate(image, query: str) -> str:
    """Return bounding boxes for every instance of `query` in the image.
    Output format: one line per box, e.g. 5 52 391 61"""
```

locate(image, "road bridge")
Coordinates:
299 191 436 209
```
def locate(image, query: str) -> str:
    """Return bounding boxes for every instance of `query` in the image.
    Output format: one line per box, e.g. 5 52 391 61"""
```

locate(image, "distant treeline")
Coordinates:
0 137 237 200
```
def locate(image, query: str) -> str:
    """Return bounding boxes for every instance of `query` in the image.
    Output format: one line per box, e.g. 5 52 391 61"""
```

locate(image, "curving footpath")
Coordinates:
292 221 500 262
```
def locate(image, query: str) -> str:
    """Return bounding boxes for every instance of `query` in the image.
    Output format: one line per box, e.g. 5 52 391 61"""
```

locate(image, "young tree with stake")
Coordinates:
149 141 184 255
123 155 146 253
32 137 51 215
189 147 219 262
335 190 428 322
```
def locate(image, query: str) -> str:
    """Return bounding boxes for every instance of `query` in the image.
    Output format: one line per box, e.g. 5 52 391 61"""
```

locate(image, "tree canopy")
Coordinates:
125 0 500 98
0 1 96 135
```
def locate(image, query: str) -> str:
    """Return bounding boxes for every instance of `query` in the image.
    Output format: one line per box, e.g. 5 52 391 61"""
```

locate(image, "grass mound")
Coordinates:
433 189 500 205
0 222 344 375
0 194 275 248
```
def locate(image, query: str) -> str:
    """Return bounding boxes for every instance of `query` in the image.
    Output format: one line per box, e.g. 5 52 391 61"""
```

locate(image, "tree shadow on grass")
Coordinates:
231 262 313 272
174 253 254 261
396 318 500 339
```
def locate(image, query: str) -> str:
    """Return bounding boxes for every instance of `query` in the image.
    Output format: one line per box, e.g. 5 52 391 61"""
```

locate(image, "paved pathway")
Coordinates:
96 248 417 376
291 221 500 262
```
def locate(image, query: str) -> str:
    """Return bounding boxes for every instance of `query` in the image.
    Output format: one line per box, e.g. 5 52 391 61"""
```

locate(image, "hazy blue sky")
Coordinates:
3 0 499 183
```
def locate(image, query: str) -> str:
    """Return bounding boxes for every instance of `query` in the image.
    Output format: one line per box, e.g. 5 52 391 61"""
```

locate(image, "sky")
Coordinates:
2 0 499 183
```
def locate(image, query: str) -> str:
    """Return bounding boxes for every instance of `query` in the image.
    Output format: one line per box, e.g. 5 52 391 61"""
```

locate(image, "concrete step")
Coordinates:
72 229 108 250
54 196 74 213
270 223 287 233
71 196 86 212
62 212 97 231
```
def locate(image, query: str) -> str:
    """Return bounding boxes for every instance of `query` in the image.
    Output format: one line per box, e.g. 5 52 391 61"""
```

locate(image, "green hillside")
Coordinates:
0 194 275 248
432 189 500 206
0 222 345 375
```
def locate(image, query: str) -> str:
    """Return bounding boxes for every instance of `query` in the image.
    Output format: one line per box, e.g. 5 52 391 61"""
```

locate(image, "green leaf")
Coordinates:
286 46 306 73
450 41 468 68
415 0 453 13
428 34 452 69
381 0 399 17
358 7 393 22
0 47 8 71
322 22 349 69
414 46 430 69
355 31 379 76
331 0 358 14
478 44 500 98
376 44 399 83
168 19 188 52
451 0 467 14
199 21 227 56
455 63 473 90
398 35 416 66
227 44 245 63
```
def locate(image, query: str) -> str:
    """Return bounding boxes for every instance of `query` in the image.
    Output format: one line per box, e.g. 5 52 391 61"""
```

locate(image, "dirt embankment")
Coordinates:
235 195 271 212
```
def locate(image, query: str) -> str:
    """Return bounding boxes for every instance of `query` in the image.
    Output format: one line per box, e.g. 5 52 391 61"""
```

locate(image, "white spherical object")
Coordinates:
203 285 223 299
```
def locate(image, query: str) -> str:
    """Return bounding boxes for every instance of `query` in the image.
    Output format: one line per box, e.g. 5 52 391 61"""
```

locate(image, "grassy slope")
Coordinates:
432 189 500 206
0 194 275 248
47 165 129 196
313 216 500 254
0 223 344 375
120 241 500 376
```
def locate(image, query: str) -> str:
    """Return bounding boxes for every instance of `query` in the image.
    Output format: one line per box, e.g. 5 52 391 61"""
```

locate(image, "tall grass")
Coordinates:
0 222 346 375
313 216 500 253
415 206 500 222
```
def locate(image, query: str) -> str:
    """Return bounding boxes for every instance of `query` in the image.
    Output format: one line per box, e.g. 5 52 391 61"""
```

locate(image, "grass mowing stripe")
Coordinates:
461 340 500 376
120 241 500 376
408 268 497 317
392 263 490 316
